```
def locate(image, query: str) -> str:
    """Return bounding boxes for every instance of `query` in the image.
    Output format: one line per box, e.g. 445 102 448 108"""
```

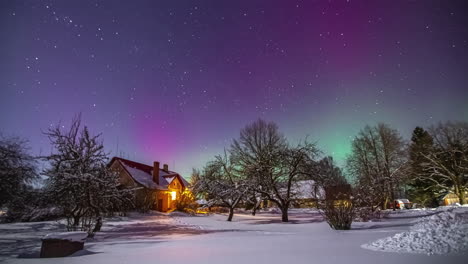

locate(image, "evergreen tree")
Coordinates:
407 127 440 207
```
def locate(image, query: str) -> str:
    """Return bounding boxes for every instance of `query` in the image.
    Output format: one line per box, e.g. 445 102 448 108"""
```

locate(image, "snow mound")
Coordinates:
43 231 88 242
362 209 468 255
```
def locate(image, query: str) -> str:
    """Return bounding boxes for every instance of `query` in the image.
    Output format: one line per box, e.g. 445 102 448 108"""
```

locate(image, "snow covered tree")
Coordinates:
43 115 133 235
193 151 248 221
231 119 319 222
0 135 37 208
347 123 407 210
415 122 468 204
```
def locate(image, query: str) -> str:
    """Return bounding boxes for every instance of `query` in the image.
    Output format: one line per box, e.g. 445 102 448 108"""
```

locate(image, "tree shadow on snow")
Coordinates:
17 248 101 259
351 222 413 230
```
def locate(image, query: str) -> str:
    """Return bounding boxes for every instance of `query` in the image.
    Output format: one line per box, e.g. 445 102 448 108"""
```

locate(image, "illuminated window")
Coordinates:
171 191 177 200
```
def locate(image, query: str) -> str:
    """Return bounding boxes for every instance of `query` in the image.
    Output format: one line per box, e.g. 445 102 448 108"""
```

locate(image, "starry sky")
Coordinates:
1 0 467 177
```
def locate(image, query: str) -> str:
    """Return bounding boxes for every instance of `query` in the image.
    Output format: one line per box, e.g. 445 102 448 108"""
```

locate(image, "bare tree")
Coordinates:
417 121 468 204
0 135 37 208
347 123 407 210
193 151 248 221
231 119 319 222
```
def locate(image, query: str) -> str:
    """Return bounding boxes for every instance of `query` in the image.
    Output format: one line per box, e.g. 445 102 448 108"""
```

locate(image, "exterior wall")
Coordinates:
155 191 168 212
443 193 460 205
166 177 184 211
111 161 147 209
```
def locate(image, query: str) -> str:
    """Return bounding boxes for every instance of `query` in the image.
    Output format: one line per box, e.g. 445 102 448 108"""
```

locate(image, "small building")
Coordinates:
440 192 462 206
262 180 325 208
291 180 324 208
109 157 190 212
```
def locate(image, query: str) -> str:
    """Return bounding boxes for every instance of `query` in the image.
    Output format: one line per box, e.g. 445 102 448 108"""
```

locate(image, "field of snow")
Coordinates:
1 208 467 264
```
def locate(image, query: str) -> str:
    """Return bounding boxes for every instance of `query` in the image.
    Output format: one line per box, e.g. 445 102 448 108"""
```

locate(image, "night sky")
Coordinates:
1 0 467 177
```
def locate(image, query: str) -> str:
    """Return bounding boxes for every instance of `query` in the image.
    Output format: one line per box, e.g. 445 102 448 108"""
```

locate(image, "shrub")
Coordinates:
175 190 198 214
320 200 354 230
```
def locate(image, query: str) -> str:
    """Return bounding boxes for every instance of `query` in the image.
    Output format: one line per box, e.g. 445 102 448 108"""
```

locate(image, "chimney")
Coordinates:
153 161 160 185
163 164 169 172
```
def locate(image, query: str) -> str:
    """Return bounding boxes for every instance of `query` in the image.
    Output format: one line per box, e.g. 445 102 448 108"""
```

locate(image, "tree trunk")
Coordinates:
227 207 234 221
281 206 288 222
252 201 261 216
382 197 388 210
72 215 81 228
90 216 102 236
458 187 466 204
390 181 396 211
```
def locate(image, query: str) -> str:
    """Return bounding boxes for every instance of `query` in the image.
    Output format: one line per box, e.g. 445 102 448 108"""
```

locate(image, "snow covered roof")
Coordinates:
276 180 323 199
110 157 189 190
288 180 325 200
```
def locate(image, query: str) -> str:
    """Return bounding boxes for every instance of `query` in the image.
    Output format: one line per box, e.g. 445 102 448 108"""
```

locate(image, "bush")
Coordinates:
3 189 64 223
208 206 230 213
175 190 198 214
320 200 354 230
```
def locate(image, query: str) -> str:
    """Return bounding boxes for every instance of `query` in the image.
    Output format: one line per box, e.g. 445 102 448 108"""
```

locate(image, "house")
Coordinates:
261 180 325 208
290 180 324 208
440 192 465 206
290 181 351 208
109 157 190 212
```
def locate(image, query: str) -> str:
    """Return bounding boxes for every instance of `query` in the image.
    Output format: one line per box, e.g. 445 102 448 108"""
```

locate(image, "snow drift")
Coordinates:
362 208 468 255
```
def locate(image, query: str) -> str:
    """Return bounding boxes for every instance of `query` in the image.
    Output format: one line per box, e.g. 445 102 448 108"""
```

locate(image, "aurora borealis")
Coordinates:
1 0 467 176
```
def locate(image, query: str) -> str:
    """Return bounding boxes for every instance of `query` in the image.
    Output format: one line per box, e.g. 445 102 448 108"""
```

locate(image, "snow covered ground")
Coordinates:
363 207 468 255
1 208 466 264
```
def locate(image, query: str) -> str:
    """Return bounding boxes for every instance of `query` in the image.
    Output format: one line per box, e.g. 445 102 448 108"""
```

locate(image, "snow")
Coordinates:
43 231 88 242
164 176 175 184
362 207 468 255
122 164 160 189
1 209 466 264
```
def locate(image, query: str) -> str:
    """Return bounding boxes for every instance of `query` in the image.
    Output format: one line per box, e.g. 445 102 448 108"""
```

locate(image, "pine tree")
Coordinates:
415 122 468 205
407 127 440 207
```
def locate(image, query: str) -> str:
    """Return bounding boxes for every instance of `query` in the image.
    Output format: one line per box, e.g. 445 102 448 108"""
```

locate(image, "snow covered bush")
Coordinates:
3 188 64 223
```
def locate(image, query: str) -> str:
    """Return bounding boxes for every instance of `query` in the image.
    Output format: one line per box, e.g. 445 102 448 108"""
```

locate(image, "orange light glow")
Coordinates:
171 191 177 200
